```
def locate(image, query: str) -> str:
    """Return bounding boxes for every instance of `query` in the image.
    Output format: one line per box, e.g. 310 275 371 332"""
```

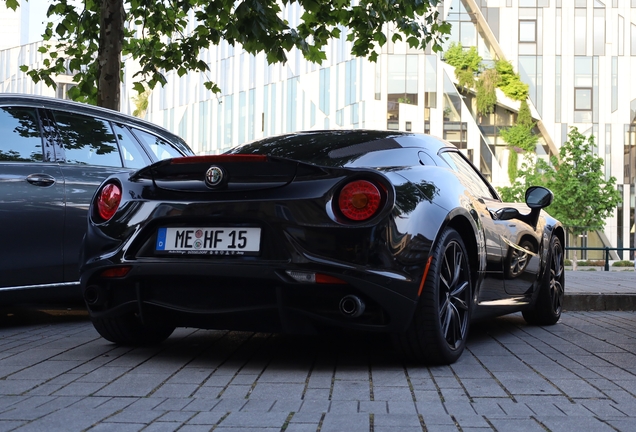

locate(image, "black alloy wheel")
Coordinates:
522 235 564 325
399 227 472 364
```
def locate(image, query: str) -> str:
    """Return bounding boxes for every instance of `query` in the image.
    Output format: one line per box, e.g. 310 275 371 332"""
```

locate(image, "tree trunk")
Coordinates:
97 0 125 110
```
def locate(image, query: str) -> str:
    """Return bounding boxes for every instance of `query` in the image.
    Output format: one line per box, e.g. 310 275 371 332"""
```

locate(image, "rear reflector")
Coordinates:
170 155 268 164
286 271 347 284
100 266 132 278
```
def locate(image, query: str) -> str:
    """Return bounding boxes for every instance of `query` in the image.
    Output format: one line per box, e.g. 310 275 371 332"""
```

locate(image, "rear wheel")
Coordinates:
398 227 472 364
91 313 175 346
522 235 564 325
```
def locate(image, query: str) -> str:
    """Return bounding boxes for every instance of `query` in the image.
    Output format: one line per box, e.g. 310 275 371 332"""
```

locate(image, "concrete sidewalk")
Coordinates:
565 270 636 311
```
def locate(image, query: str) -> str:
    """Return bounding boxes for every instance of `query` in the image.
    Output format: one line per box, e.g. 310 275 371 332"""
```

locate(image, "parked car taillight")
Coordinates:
96 182 122 221
337 180 383 221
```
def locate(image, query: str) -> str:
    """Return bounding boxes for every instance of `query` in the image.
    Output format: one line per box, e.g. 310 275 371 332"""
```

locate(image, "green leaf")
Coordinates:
5 0 20 11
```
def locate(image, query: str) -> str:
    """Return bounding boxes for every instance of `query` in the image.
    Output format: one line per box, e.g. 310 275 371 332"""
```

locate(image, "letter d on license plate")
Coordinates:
156 227 261 255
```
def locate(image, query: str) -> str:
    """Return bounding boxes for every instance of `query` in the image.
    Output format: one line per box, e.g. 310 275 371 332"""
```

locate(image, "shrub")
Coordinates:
612 260 634 267
576 260 605 266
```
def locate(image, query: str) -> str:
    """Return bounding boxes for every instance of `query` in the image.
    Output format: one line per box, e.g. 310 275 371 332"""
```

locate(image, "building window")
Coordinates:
575 88 592 111
612 57 618 112
519 20 536 43
574 9 587 56
593 8 605 56
374 60 381 100
555 56 561 123
319 68 330 116
345 60 357 106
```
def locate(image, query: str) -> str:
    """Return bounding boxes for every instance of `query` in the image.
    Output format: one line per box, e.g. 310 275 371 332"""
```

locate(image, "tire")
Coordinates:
522 235 564 325
91 313 175 346
398 227 472 364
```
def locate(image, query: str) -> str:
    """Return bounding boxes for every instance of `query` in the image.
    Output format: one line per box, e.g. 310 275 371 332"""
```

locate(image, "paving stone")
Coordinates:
539 416 618 431
0 421 26 432
240 399 275 412
387 401 418 414
302 388 331 399
186 411 228 425
218 411 290 427
460 378 508 398
358 400 387 413
94 373 167 397
328 400 358 413
156 410 194 422
87 422 145 431
487 418 545 432
248 382 305 399
373 412 421 427
372 385 414 401
298 399 330 413
270 399 303 412
330 381 370 401
320 413 369 432
140 422 186 432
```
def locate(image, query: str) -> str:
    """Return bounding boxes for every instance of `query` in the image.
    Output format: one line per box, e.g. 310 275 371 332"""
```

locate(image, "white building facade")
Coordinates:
3 0 636 257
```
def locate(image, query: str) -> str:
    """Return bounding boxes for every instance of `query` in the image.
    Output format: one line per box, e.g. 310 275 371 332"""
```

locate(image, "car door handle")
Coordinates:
26 173 56 187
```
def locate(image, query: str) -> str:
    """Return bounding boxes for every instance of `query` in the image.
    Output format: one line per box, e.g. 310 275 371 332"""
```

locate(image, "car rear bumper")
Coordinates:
81 260 419 334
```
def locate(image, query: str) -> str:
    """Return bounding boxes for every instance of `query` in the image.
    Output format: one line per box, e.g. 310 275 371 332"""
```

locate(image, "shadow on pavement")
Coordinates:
0 303 89 327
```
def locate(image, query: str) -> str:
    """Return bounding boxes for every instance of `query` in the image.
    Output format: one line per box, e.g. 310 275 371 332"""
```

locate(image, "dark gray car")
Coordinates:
0 94 194 304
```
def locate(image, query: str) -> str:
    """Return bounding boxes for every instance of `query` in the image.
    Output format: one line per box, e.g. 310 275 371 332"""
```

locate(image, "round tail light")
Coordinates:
96 182 122 221
337 180 382 221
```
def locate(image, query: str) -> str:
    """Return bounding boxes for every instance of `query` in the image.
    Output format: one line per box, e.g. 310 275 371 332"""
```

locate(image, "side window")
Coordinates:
112 124 152 169
440 151 497 199
0 107 44 162
131 128 184 160
51 111 122 167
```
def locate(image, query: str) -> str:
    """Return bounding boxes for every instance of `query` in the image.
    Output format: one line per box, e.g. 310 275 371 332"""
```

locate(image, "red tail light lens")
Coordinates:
338 180 382 221
96 182 122 221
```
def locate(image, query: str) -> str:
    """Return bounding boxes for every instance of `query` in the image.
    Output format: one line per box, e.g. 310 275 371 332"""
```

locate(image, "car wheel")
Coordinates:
522 235 564 325
91 313 175 346
399 227 472 364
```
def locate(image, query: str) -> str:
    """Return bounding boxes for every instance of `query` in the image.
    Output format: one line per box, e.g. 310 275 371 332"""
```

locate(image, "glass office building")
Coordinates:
3 0 636 257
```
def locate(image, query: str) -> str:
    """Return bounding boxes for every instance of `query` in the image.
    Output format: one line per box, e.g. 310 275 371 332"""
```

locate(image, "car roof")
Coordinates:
0 93 184 144
229 130 454 164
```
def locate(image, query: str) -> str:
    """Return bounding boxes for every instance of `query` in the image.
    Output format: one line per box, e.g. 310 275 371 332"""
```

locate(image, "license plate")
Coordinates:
156 227 261 255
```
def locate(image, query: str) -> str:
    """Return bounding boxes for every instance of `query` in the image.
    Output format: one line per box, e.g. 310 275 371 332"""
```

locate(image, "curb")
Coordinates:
564 294 636 311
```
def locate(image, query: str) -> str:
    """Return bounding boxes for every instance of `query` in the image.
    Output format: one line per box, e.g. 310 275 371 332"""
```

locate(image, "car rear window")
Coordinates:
52 111 123 167
0 107 44 162
131 128 185 160
113 124 152 168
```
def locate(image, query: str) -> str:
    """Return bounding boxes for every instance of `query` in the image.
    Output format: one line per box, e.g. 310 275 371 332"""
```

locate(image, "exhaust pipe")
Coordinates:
84 285 101 306
339 295 365 318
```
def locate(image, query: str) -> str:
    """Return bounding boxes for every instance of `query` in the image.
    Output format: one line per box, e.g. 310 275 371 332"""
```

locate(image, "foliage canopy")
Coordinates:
498 127 621 238
5 0 451 110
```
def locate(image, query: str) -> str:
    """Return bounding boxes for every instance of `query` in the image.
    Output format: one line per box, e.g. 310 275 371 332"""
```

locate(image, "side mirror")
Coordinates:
525 186 553 209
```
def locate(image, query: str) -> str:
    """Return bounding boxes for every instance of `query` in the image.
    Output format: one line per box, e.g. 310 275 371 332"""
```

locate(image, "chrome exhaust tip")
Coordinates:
339 295 365 318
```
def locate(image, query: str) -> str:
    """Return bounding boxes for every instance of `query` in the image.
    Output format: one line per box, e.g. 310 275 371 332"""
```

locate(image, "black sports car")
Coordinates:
80 130 565 364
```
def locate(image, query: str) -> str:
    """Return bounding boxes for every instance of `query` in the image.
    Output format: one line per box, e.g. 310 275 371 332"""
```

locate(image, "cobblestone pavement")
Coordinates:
2 271 636 432
1 306 636 432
